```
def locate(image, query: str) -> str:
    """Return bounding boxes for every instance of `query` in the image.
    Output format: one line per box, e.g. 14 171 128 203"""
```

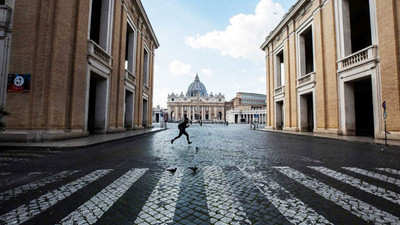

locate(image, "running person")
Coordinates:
171 118 192 144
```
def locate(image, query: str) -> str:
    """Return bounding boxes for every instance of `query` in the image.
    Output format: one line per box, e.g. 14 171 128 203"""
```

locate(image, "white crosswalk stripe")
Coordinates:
0 169 112 225
2 166 400 225
239 167 332 224
274 166 400 224
134 168 184 224
310 166 400 205
343 167 400 187
203 166 251 225
59 168 147 225
376 168 400 176
0 170 79 202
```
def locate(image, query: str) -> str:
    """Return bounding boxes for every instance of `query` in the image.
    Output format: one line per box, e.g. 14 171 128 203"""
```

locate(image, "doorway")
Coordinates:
300 93 314 132
87 73 107 134
275 101 284 130
354 78 374 136
142 99 148 127
124 90 134 129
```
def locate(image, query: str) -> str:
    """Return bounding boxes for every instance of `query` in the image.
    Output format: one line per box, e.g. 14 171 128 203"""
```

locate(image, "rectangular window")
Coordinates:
275 50 284 87
143 48 149 86
90 0 113 51
125 23 136 73
342 0 372 55
299 26 314 76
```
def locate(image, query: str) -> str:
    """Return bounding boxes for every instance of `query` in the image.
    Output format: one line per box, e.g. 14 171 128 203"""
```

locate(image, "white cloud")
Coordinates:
201 68 213 77
153 88 170 108
185 0 286 61
169 60 192 75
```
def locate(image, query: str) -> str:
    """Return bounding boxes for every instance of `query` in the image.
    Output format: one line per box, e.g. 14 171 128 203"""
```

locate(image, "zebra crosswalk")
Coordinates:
0 166 400 224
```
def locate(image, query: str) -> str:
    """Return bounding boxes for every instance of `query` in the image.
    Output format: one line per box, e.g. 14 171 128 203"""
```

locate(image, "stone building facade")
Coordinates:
226 92 267 124
0 0 13 108
152 105 166 123
167 74 225 122
231 92 266 109
262 0 400 140
0 0 159 141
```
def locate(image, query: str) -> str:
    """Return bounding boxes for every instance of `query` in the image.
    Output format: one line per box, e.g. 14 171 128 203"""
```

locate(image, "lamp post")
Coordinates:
382 101 388 147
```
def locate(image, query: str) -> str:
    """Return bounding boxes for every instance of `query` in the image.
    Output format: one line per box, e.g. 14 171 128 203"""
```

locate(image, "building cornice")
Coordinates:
134 0 160 48
260 0 308 51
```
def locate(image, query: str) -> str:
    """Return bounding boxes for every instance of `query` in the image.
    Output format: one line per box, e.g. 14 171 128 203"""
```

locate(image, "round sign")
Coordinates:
14 76 24 87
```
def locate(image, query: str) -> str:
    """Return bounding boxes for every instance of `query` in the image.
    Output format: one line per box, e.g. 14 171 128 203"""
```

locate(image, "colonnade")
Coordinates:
170 105 224 122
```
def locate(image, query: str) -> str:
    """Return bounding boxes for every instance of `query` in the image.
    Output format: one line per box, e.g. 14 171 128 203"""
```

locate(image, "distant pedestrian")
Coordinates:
171 118 192 144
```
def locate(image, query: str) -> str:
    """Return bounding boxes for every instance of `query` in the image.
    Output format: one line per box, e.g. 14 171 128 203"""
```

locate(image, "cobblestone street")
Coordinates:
1 124 400 225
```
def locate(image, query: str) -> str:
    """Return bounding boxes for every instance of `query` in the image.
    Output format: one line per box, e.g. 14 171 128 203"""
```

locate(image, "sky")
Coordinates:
141 0 298 108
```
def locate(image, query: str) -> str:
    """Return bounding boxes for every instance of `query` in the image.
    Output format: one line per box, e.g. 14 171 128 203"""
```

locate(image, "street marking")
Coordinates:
310 167 400 205
134 168 184 224
59 168 147 225
343 167 400 187
0 153 46 158
0 170 79 202
240 168 332 224
274 167 400 224
376 168 400 176
203 166 251 224
0 157 31 162
0 169 112 225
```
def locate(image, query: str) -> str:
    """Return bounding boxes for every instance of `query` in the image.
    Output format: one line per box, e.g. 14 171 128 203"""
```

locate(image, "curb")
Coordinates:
254 129 400 147
0 128 168 151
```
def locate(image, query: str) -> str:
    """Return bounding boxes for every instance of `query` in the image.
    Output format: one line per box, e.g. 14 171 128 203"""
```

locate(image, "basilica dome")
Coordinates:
186 74 208 97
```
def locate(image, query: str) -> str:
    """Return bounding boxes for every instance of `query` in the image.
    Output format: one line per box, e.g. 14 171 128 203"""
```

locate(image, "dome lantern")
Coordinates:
186 74 208 97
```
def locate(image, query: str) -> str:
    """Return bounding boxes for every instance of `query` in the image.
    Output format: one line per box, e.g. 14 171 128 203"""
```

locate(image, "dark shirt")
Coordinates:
178 121 189 131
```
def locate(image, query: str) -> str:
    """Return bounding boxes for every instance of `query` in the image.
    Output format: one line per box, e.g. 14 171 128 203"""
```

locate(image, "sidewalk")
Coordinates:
0 128 166 149
257 128 400 147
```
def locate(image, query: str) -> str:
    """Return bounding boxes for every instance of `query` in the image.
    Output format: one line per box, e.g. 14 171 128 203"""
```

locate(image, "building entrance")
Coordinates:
88 73 107 134
300 93 314 132
142 99 148 127
354 78 374 136
275 101 284 130
124 90 134 129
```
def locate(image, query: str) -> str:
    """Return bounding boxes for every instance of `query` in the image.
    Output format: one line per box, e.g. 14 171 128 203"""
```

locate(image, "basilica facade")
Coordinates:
167 74 225 122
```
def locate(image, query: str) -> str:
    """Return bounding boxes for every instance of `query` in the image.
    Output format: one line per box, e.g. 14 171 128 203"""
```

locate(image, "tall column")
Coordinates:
181 106 184 119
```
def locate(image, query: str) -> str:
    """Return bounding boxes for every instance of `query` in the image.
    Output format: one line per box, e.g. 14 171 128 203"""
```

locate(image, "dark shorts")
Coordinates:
178 130 189 137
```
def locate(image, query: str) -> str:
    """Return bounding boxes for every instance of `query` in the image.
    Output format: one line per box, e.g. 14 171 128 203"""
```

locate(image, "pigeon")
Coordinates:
189 167 198 172
167 168 177 173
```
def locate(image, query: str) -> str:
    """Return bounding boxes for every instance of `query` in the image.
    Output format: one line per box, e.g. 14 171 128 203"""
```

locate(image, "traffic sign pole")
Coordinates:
382 101 388 148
